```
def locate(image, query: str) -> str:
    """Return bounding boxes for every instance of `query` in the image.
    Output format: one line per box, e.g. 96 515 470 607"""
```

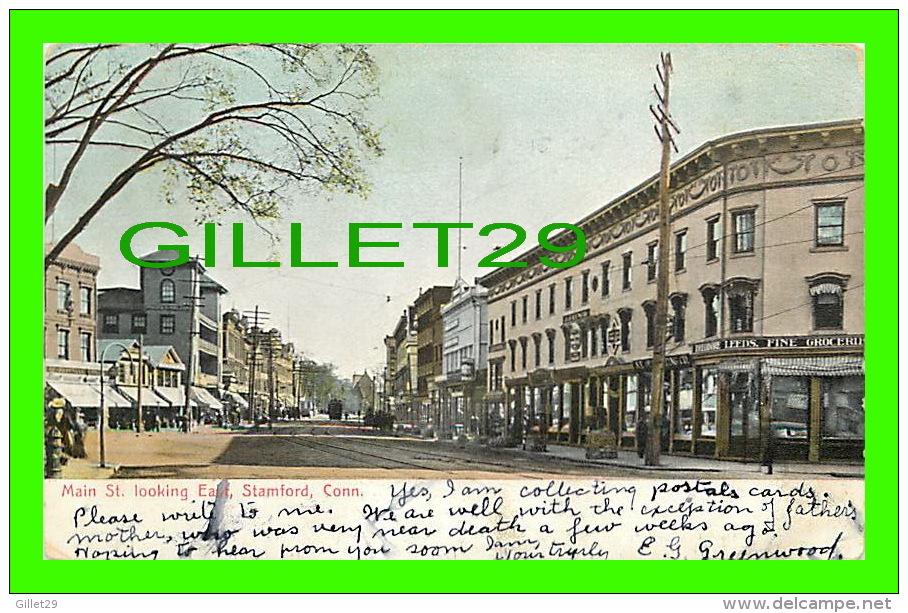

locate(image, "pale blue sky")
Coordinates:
45 43 864 377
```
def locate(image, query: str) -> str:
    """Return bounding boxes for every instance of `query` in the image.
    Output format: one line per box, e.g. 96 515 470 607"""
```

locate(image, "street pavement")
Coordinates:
58 421 864 481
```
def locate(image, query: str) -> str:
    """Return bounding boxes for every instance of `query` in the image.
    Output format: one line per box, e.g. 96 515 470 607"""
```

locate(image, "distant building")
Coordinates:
44 242 99 364
385 308 418 426
436 278 489 437
352 372 376 414
98 251 227 414
413 286 453 428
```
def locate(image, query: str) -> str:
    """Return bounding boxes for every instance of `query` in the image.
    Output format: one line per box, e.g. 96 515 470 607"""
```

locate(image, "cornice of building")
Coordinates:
479 119 864 299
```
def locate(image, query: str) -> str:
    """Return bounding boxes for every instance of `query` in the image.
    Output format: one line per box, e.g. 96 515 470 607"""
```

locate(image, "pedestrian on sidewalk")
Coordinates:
636 415 648 460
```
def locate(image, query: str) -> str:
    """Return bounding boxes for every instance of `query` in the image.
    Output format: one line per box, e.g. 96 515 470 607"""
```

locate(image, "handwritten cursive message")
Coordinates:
45 479 863 560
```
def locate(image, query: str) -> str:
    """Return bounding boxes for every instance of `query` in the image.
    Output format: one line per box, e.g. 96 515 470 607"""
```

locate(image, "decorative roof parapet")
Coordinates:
480 119 864 298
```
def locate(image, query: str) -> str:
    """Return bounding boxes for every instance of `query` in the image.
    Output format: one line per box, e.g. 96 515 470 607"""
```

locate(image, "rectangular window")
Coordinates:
732 210 755 253
80 332 92 362
521 296 528 324
564 277 573 310
79 286 92 315
57 329 70 359
674 229 687 271
57 281 71 312
729 293 754 333
581 270 590 304
622 252 633 291
548 284 556 315
671 296 687 343
160 314 176 335
102 313 119 334
535 290 542 320
706 216 721 261
624 374 638 434
601 261 611 297
674 369 694 439
547 334 555 365
769 377 810 440
815 202 845 247
644 303 655 348
700 368 718 438
821 376 864 440
131 313 147 334
510 301 516 327
500 316 506 343
813 292 844 330
534 337 541 368
646 242 658 282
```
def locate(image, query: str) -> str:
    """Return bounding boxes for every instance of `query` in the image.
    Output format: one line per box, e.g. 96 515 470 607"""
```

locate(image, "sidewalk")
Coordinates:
537 443 864 479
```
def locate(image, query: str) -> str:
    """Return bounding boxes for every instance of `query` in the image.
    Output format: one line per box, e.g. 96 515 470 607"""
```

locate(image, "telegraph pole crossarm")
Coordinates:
647 52 680 467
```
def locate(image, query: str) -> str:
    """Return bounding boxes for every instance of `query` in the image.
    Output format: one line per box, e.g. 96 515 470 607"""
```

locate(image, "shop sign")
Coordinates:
632 355 691 370
607 319 622 356
563 309 590 324
692 335 864 354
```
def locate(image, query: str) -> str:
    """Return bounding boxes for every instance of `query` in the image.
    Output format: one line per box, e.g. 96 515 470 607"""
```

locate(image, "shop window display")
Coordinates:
700 368 718 437
674 369 694 439
770 376 810 439
822 376 864 440
729 371 758 438
623 374 638 434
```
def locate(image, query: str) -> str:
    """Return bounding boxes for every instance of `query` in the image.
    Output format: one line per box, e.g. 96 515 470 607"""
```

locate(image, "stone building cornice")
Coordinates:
479 119 864 300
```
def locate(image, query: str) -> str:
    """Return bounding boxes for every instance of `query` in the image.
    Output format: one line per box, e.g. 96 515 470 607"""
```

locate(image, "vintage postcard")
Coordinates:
40 42 867 563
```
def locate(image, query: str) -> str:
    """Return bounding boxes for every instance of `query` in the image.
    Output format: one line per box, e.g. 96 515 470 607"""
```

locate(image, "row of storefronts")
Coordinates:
478 119 865 463
490 335 863 462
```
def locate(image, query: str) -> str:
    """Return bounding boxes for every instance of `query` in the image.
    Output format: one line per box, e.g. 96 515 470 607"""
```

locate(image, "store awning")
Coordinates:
118 386 169 408
47 381 100 408
224 391 248 409
46 381 133 409
763 357 864 377
717 360 759 373
153 386 198 408
191 387 224 410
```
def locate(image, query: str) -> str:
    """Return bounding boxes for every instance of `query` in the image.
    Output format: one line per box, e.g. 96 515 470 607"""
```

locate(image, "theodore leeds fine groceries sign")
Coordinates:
691 335 864 355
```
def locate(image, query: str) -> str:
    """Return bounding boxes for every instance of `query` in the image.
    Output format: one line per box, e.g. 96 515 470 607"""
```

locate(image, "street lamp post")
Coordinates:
98 341 134 468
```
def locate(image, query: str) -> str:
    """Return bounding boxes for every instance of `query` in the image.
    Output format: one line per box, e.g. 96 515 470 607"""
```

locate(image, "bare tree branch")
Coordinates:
44 43 382 269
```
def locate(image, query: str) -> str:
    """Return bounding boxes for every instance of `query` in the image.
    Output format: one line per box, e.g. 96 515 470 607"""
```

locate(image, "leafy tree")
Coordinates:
44 43 383 268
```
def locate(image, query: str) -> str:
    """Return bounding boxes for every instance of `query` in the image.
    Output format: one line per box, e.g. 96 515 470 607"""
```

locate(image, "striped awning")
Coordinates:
809 283 843 296
763 356 864 377
717 360 759 373
46 381 133 409
118 386 169 408
191 386 224 410
153 386 198 408
227 391 248 409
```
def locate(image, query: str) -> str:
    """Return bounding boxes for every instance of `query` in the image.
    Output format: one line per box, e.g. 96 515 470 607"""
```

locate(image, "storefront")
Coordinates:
686 335 864 462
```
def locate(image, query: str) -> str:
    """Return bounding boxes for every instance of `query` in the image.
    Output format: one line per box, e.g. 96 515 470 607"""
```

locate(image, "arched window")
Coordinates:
618 308 633 352
160 279 176 303
807 273 849 330
724 278 760 333
642 301 656 348
670 293 688 343
700 284 720 338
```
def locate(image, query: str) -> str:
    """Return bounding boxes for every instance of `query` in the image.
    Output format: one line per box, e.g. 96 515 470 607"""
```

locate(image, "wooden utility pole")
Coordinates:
647 52 679 466
136 334 144 433
244 306 269 425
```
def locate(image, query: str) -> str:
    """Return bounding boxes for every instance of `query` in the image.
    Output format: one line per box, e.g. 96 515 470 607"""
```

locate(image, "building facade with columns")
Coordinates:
479 120 864 463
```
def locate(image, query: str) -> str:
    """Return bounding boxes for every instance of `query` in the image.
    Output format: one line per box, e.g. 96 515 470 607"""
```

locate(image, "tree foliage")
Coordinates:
44 43 383 267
